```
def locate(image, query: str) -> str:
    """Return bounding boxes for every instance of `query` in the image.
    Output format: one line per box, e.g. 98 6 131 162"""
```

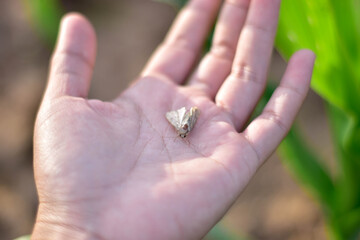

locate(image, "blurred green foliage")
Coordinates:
23 0 63 45
24 0 360 239
276 1 360 239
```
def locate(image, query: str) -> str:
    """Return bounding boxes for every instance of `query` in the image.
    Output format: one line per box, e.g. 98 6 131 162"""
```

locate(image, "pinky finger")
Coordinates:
241 50 316 162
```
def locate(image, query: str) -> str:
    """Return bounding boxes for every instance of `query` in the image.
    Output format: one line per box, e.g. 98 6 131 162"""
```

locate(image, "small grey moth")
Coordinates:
166 107 200 138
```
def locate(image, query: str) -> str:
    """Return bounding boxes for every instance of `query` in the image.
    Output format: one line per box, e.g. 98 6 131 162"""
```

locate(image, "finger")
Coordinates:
141 0 221 84
215 0 281 130
189 0 250 98
45 13 96 99
241 50 315 163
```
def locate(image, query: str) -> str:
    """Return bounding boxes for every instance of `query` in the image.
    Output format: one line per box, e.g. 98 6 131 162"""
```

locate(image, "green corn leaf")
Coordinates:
338 206 360 240
328 0 360 73
22 0 63 45
276 0 360 116
278 128 335 211
276 0 360 159
327 105 360 211
276 3 360 234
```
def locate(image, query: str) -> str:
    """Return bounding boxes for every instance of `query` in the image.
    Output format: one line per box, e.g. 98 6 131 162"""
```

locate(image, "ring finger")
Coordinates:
216 0 281 130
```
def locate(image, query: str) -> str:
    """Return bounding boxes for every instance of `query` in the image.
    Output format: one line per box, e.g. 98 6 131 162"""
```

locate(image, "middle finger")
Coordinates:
189 0 251 98
216 0 281 130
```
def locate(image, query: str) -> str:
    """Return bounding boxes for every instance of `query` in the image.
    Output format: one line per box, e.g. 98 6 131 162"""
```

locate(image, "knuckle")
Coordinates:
210 40 236 61
225 0 250 10
260 110 289 132
51 50 93 75
231 63 260 84
244 22 272 36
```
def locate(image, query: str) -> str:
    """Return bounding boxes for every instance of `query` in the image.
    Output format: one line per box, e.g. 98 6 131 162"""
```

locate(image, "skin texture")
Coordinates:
32 0 316 239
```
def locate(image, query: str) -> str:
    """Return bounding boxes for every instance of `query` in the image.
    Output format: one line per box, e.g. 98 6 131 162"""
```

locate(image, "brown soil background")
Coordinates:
0 0 334 239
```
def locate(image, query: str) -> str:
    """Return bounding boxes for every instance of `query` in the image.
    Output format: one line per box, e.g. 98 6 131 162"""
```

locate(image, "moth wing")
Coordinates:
187 107 200 131
166 110 181 129
176 107 187 123
166 107 187 129
180 110 191 127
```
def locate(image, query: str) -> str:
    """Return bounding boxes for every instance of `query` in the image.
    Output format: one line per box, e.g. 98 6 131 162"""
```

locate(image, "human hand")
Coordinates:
32 0 315 239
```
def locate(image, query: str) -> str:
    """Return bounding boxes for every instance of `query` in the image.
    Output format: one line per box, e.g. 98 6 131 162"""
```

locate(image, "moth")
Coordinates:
166 107 200 138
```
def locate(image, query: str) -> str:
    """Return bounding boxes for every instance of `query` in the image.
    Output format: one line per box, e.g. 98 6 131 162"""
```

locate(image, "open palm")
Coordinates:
33 0 315 239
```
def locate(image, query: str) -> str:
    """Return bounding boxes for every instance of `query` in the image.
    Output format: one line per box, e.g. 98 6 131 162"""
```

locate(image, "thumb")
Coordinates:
45 13 97 99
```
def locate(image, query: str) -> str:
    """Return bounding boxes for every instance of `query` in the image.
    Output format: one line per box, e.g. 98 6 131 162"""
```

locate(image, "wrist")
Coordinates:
32 203 100 240
32 220 90 240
